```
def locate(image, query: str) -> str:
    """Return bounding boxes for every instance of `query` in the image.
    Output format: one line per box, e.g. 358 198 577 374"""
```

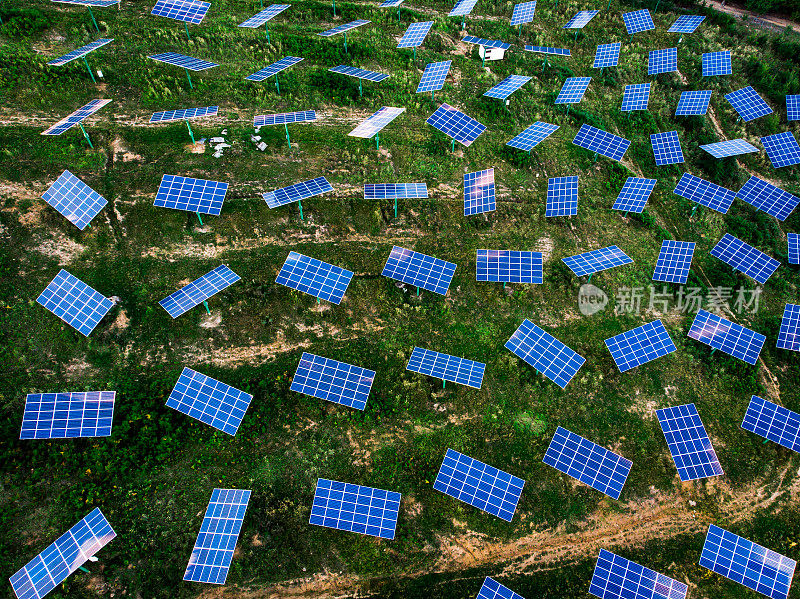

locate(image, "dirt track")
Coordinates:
705 0 800 34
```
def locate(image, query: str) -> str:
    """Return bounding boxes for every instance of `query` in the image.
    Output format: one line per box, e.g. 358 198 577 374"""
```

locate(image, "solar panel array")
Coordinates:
329 64 388 82
159 264 241 318
426 103 486 147
20 391 115 439
673 172 735 213
349 106 405 138
291 352 375 410
510 0 536 26
572 124 631 161
477 577 524 599
725 86 773 121
148 52 218 70
605 320 677 373
668 14 705 33
524 45 570 55
650 130 685 166
777 303 800 352
506 121 559 151
593 42 621 68
318 19 370 36
37 269 114 336
699 524 796 599
709 233 780 284
263 176 332 208
675 89 712 115
484 75 531 100
620 83 651 111
9 508 116 599
381 246 456 295
166 367 252 435
736 175 800 221
688 309 766 365
184 489 251 584
462 36 511 50
155 174 227 215
41 170 107 230
416 60 451 93
245 56 303 81
397 21 433 48
590 549 688 599
505 319 585 388
310 479 400 539
657 403 723 481
364 182 428 199
380 0 404 7
623 9 654 34
48 38 113 66
699 138 759 158
254 110 316 126
406 347 485 388
563 10 599 29
150 105 218 122
476 250 543 284
761 131 800 168
151 0 210 24
555 77 591 104
546 176 578 217
741 395 800 453
612 176 656 213
433 448 524 521
790 233 800 264
448 0 478 16
464 168 496 216
238 4 290 27
702 50 732 76
788 95 800 121
543 427 632 499
653 240 695 284
648 48 678 75
275 251 353 304
42 98 111 136
562 246 633 277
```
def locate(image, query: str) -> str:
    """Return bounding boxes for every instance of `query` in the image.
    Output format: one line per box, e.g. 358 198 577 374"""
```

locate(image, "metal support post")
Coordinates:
185 119 195 143
416 286 420 296
691 205 698 218
443 379 446 389
275 74 280 94
298 199 304 221
196 212 203 225
358 78 362 98
375 132 379 150
185 68 193 89
413 47 416 60
710 348 716 356
83 57 96 83
88 6 99 33
203 301 211 315
607 0 611 9
79 123 93 148
587 273 593 284
185 21 190 40
451 138 456 152
344 31 348 53
654 0 660 11
284 123 291 148
265 24 270 44
394 198 397 218
431 90 434 101
593 152 598 163
332 0 336 16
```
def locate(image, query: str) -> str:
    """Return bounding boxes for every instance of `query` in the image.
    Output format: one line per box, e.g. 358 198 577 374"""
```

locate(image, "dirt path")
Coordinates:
705 0 800 34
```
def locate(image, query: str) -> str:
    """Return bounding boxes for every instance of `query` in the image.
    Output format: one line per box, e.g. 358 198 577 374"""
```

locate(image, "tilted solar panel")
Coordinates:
380 0 404 7
263 176 332 208
736 175 800 221
9 508 115 599
318 19 370 36
563 10 598 29
254 110 316 126
562 246 633 277
382 246 456 295
53 0 119 5
699 138 759 158
506 121 559 151
777 303 800 352
700 525 796 599
449 0 478 16
426 103 486 147
291 352 375 410
511 1 536 26
42 170 107 230
761 131 800 168
789 233 800 264
238 4 290 27
310 479 400 539
668 14 705 33
484 75 531 100
648 48 677 75
20 391 115 439
788 95 800 121
590 549 688 599
464 168 496 216
702 50 732 76
605 320 677 372
620 83 650 111
543 427 632 499
276 251 353 304
657 403 723 480
434 448 524 521
155 174 227 215
742 395 800 452
150 106 218 123
478 577 525 599
184 489 251 584
651 131 685 166
572 124 630 161
688 309 765 365
398 21 433 48
612 177 656 213
524 45 570 55
37 269 114 336
417 60 451 93
364 183 428 199
151 0 210 23
653 240 695 284
48 38 113 66
555 77 591 104
725 86 773 121
593 42 621 68
623 9 654 34
166 367 252 435
546 176 578 217
463 36 511 50
159 264 240 318
42 99 111 136
675 90 712 115
476 250 543 284
349 106 405 138
245 56 303 81
505 319 585 388
709 233 780 284
329 64 388 82
148 52 218 70
406 347 485 388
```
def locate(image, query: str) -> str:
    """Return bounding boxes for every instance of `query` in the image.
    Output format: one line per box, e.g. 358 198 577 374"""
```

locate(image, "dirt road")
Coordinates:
704 0 800 34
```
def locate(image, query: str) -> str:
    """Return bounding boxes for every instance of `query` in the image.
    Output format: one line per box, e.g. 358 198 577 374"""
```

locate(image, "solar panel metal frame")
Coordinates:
397 21 433 48
483 75 531 100
151 0 210 23
510 0 536 26
709 233 780 284
381 246 456 295
648 48 678 75
154 174 228 215
42 99 111 136
605 320 677 373
725 86 773 121
148 52 218 71
329 64 388 82
667 14 705 33
426 103 486 147
656 403 723 481
562 10 598 29
318 19 370 36
789 232 799 264
433 448 524 521
41 170 107 230
572 124 631 161
150 106 218 123
505 319 585 388
673 172 736 214
736 175 800 221
699 138 759 158
652 240 695 284
310 479 400 539
589 549 688 599
349 106 405 138
562 245 633 277
650 130 685 166
166 367 252 435
416 60 451 93
184 488 251 584
506 121 559 151
263 176 333 208
275 251 353 304
462 36 511 50
48 38 113 66
476 250 543 284
291 352 375 410
593 42 621 68
406 347 485 388
788 94 800 121
687 309 766 365
364 183 428 199
702 50 732 76
555 77 591 104
675 90 712 115
20 391 115 439
620 83 651 112
254 110 316 126
612 177 656 214
238 4 290 27
760 131 800 168
623 9 654 34
245 56 303 82
542 426 632 499
464 168 496 216
546 175 578 217
524 45 570 55
477 577 525 599
741 395 800 453
448 0 478 16
159 264 240 318
36 269 114 336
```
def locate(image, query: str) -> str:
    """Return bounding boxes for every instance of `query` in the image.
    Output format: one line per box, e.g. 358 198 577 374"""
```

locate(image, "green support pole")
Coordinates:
185 119 195 143
461 18 464 30
398 7 401 20
317 297 321 305
710 348 716 356
78 566 91 574
691 205 698 218
607 0 611 9
284 123 291 148
566 104 570 116
593 152 598 163
344 31 347 53
482 53 485 68
260 0 263 7
87 6 99 33
265 24 270 44
83 57 96 83
600 66 604 76
451 138 455 153
654 0 660 11
394 198 397 218
203 300 210 315
518 24 521 35
275 74 280 95
185 21 190 40
196 212 203 225
678 35 683 44
375 132 379 150
587 273 593 284
78 123 93 149
503 282 506 290
413 47 416 60
299 199 304 221
763 439 769 444
332 0 336 16
185 68 193 90
443 379 446 389
431 90 434 101
574 30 578 42
416 286 420 296
358 78 363 98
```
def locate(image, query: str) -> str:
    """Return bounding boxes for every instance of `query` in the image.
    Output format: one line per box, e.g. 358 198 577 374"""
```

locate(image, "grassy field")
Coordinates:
2 0 800 597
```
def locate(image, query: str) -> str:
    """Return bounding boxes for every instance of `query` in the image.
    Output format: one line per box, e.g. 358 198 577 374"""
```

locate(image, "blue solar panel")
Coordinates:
651 131 685 166
9 508 115 599
525 45 570 55
155 174 227 215
506 121 559 151
789 233 799 264
612 177 656 213
245 56 303 81
702 50 732 76
477 577 524 599
563 10 598 28
648 48 677 75
572 124 631 161
562 246 633 277
291 352 375 410
20 391 115 439
48 38 113 66
657 403 723 480
41 170 107 230
477 250 542 284
42 99 111 136
238 4 290 27
593 42 621 68
605 320 676 372
788 95 800 121
254 110 316 126
426 103 486 147
710 233 780 284
434 448 524 521
166 367 252 435
761 131 800 168
184 489 250 584
590 549 688 599
263 176 332 208
505 319 585 388
365 183 428 199
688 309 766 365
675 90 712 115
150 106 218 122
653 240 695 284
398 21 433 48
623 9 654 34
543 427 632 499
463 36 511 50
449 0 477 16
673 172 735 214
310 479 400 539
276 251 353 304
464 168 495 216
329 64 388 82
555 77 591 104
406 347 485 388
777 303 800 352
484 75 531 100
151 0 209 23
318 19 370 36
417 61 451 93
349 106 405 138
699 138 759 158
725 86 773 121
159 264 240 318
700 525 796 599
511 1 536 25
736 175 800 221
148 52 218 71
380 0 404 7
742 395 800 453
668 14 705 33
37 269 113 336
382 246 456 295
546 176 578 217
620 83 650 111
